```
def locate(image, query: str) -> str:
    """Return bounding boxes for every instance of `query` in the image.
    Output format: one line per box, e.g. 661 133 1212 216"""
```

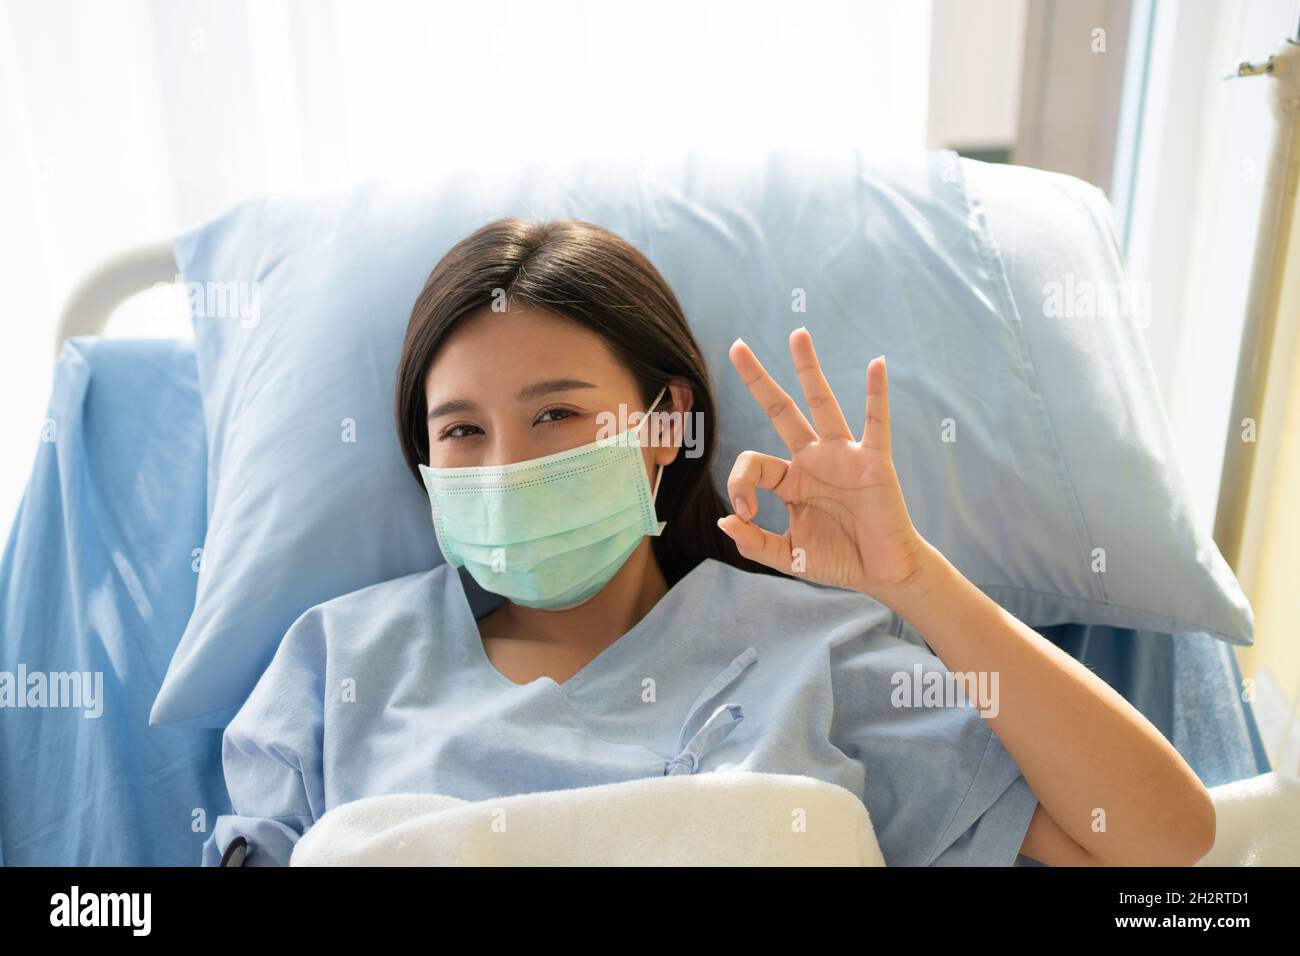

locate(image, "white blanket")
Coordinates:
1195 772 1300 867
290 769 1300 867
290 771 885 866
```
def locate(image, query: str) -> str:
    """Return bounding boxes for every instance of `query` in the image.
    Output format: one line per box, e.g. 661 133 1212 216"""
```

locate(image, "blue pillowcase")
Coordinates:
149 148 1252 729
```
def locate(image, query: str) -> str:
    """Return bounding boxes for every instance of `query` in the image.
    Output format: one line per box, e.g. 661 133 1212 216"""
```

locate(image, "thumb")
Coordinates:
716 514 794 574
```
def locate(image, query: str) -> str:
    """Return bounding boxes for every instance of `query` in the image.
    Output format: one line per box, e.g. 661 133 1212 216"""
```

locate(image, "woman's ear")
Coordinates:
651 380 693 468
666 380 694 417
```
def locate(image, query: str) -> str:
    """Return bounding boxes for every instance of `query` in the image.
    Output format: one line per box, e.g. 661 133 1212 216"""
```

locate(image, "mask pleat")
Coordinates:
429 445 644 546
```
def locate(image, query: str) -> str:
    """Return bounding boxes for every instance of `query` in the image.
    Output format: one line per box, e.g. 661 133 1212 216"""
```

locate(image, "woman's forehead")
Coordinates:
424 307 629 399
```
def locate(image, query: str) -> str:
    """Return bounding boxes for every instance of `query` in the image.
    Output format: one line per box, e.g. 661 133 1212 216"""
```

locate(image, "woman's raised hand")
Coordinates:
717 328 926 601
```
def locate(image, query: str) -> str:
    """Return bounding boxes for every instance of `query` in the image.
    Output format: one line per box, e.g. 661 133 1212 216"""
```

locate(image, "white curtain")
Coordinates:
1123 0 1300 529
0 0 933 543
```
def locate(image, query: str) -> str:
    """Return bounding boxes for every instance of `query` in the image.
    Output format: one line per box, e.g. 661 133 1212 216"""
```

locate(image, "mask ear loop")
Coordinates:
642 384 669 504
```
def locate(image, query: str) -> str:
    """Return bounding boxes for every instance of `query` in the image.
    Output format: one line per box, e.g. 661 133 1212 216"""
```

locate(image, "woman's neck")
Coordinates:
476 539 669 653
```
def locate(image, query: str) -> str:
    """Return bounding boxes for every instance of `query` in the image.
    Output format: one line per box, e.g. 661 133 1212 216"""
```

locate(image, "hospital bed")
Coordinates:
0 153 1278 867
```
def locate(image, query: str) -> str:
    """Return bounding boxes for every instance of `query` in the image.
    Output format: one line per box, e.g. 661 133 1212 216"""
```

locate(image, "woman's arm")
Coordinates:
874 536 1215 866
716 328 1215 867
201 607 328 866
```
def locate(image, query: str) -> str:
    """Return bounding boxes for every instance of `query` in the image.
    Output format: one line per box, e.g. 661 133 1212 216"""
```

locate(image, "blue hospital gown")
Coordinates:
201 557 1039 866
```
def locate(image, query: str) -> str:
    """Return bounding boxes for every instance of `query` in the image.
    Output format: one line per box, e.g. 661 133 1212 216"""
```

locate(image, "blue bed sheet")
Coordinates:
0 338 229 866
0 339 1269 865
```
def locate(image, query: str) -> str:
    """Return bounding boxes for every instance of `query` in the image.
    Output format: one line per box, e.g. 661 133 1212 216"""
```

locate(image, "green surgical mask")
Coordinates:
419 385 669 610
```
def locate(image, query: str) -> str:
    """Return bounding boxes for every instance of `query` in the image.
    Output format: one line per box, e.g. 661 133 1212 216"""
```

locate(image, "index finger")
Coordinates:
728 338 819 454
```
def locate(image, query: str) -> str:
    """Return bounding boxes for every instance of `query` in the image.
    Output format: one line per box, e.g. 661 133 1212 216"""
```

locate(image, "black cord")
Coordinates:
218 836 248 868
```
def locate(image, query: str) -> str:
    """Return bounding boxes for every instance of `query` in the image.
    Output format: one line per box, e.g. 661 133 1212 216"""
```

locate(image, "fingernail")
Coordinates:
734 497 750 520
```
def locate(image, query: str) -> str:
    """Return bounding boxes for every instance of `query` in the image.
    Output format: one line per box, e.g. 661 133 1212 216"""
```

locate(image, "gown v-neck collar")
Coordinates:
444 557 720 692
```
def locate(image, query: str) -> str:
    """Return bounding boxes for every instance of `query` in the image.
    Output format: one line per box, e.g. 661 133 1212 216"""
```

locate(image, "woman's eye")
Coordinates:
537 407 576 425
439 409 573 441
441 423 483 440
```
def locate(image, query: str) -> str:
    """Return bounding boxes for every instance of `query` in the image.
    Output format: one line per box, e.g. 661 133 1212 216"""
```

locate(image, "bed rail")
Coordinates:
54 241 179 356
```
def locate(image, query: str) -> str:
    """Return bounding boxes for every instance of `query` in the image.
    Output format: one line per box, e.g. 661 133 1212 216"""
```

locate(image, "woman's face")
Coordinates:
423 304 682 476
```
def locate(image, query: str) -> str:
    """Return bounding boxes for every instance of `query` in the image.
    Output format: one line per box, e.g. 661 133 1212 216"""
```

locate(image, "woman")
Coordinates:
203 218 1215 867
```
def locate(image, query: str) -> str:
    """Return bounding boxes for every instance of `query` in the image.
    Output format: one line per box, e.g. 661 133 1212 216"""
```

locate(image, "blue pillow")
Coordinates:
149 149 1252 729
962 158 1252 643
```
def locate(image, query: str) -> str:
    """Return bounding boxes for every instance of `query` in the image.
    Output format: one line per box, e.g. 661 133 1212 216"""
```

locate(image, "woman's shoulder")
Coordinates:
281 564 454 641
255 565 459 685
676 560 931 694
697 556 873 603
691 558 898 639
326 563 452 607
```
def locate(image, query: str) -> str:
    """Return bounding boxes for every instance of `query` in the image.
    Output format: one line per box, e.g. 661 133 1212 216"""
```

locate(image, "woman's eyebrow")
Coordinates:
514 378 597 402
426 397 476 421
427 379 597 420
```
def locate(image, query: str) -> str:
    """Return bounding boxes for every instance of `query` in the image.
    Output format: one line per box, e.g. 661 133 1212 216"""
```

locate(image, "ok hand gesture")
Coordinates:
716 328 926 602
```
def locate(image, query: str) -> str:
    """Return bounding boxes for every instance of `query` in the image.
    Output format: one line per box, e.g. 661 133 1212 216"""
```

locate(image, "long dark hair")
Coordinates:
394 217 783 588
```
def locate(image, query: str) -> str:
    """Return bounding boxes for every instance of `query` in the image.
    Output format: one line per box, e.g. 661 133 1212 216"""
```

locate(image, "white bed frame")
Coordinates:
54 241 178 352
